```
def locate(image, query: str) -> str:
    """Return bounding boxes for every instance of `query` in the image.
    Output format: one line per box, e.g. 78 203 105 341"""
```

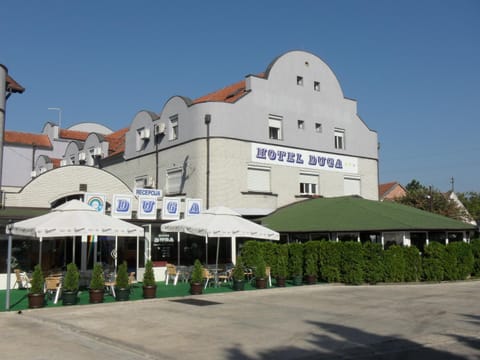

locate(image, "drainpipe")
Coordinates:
0 65 7 208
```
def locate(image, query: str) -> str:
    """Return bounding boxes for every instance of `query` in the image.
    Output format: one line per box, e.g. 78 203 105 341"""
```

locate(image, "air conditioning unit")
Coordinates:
30 170 37 178
78 152 86 161
145 176 155 187
154 123 166 135
60 159 67 166
140 128 151 140
93 147 102 156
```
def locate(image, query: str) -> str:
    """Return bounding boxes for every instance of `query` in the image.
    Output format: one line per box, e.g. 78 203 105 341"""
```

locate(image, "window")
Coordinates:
247 166 271 192
297 120 305 130
296 76 303 86
136 127 148 151
88 148 95 165
166 168 182 194
314 81 320 91
169 115 178 140
268 114 283 140
135 176 153 189
70 155 75 164
315 123 322 133
299 173 318 195
334 128 345 149
344 177 360 196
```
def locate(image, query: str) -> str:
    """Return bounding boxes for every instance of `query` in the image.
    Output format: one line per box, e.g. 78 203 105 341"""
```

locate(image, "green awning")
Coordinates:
260 196 476 233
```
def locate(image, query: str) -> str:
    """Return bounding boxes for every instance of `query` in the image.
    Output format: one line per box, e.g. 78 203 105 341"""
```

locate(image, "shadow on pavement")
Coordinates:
226 319 475 359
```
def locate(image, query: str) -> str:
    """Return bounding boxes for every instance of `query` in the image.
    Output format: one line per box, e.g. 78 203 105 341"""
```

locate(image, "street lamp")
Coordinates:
48 107 62 128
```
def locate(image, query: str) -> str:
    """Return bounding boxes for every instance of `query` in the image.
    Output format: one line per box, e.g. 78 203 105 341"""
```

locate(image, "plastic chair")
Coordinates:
14 269 31 290
45 276 62 304
202 268 215 289
165 264 179 285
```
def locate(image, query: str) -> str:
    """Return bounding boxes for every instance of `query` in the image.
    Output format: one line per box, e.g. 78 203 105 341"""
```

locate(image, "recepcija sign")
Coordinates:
135 188 162 198
251 143 358 173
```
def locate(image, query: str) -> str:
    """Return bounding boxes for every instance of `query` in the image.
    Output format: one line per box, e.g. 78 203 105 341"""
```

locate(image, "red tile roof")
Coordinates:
59 129 90 141
4 131 52 148
105 127 128 156
193 73 264 104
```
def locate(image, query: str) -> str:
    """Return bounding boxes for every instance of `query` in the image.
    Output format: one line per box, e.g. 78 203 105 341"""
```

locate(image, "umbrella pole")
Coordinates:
39 237 43 266
72 236 76 263
115 236 118 272
177 232 180 266
215 237 220 287
205 235 208 265
5 229 12 310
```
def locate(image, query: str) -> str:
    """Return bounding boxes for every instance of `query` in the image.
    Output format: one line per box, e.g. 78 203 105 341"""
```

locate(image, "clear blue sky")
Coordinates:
1 1 479 193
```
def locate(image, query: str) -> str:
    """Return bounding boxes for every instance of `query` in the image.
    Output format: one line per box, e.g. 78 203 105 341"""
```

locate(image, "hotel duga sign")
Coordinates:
251 143 358 174
112 195 133 219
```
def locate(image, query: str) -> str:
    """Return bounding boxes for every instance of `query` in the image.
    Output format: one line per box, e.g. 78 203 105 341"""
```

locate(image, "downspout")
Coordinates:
205 114 211 209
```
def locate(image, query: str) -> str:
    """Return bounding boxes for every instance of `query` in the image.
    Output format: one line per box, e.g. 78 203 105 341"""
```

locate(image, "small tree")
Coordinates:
116 261 129 289
288 243 304 277
362 242 384 284
403 245 422 282
30 264 44 294
90 263 105 290
340 241 364 285
232 256 245 281
255 254 267 279
384 245 406 282
318 240 341 283
143 259 156 286
63 262 80 292
191 259 203 284
470 239 480 277
304 241 319 277
422 242 445 282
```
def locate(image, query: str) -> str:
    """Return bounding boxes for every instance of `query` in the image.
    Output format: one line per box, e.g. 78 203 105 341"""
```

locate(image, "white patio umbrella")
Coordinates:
161 206 279 278
4 199 144 310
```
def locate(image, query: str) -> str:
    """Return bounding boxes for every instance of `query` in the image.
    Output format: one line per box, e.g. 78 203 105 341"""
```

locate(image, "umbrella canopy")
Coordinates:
161 206 279 240
10 199 144 238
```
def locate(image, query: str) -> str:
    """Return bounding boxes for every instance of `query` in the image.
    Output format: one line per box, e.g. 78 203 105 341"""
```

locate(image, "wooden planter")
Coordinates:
62 290 78 305
115 288 130 301
276 276 286 287
28 293 45 309
142 285 157 299
292 275 303 286
305 275 317 285
232 279 245 291
255 278 267 289
190 282 203 295
89 289 104 304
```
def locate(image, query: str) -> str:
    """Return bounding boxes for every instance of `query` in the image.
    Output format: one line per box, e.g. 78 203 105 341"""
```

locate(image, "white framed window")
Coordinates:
296 76 303 86
299 173 319 195
166 168 182 194
315 123 322 133
169 115 178 140
344 176 361 196
334 128 345 149
88 148 95 165
297 120 305 130
70 155 75 164
136 127 149 151
247 165 271 192
314 81 320 91
268 114 283 140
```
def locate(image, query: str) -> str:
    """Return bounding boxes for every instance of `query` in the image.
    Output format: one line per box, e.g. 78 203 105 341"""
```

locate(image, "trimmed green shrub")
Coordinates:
255 254 267 279
362 242 384 284
446 242 474 280
318 240 341 282
262 241 276 270
340 241 364 285
191 259 203 284
232 256 245 281
384 245 406 282
30 264 45 294
443 243 459 280
143 259 156 286
242 240 262 269
116 261 129 289
64 262 80 292
403 246 422 282
304 241 319 277
90 263 104 290
288 243 304 277
470 239 480 277
422 242 445 282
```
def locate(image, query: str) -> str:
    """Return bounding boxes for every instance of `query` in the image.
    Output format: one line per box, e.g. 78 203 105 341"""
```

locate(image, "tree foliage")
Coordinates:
399 179 466 221
457 192 480 222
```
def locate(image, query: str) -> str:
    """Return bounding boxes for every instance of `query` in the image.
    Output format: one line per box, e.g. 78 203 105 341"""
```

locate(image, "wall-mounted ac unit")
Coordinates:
78 152 86 161
93 147 102 156
145 176 155 187
154 123 166 135
30 170 37 178
60 159 67 166
140 128 151 139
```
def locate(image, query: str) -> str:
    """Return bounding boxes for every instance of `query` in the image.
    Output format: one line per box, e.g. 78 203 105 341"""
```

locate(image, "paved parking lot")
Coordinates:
1 281 479 359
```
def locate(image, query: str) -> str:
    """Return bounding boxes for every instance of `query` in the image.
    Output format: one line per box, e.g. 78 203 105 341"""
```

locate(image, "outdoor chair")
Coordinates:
104 272 116 297
202 268 215 289
14 269 31 290
165 264 180 285
45 276 62 304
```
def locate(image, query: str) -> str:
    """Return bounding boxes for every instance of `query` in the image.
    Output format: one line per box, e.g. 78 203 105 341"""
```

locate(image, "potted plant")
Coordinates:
289 243 304 285
142 259 157 299
115 261 130 301
62 262 79 305
304 241 318 285
232 256 245 291
28 264 45 308
190 259 203 295
255 255 267 289
89 262 105 304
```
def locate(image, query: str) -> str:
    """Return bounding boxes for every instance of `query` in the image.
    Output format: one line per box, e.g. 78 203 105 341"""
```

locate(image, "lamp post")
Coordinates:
48 107 62 128
204 114 211 210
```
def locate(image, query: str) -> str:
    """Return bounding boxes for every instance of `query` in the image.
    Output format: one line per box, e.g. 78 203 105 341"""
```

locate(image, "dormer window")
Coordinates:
334 128 345 149
268 114 283 140
314 81 320 91
169 115 178 140
296 76 303 86
297 120 305 130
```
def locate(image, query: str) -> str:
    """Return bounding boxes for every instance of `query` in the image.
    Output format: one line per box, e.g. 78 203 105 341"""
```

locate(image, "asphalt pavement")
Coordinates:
1 281 479 359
